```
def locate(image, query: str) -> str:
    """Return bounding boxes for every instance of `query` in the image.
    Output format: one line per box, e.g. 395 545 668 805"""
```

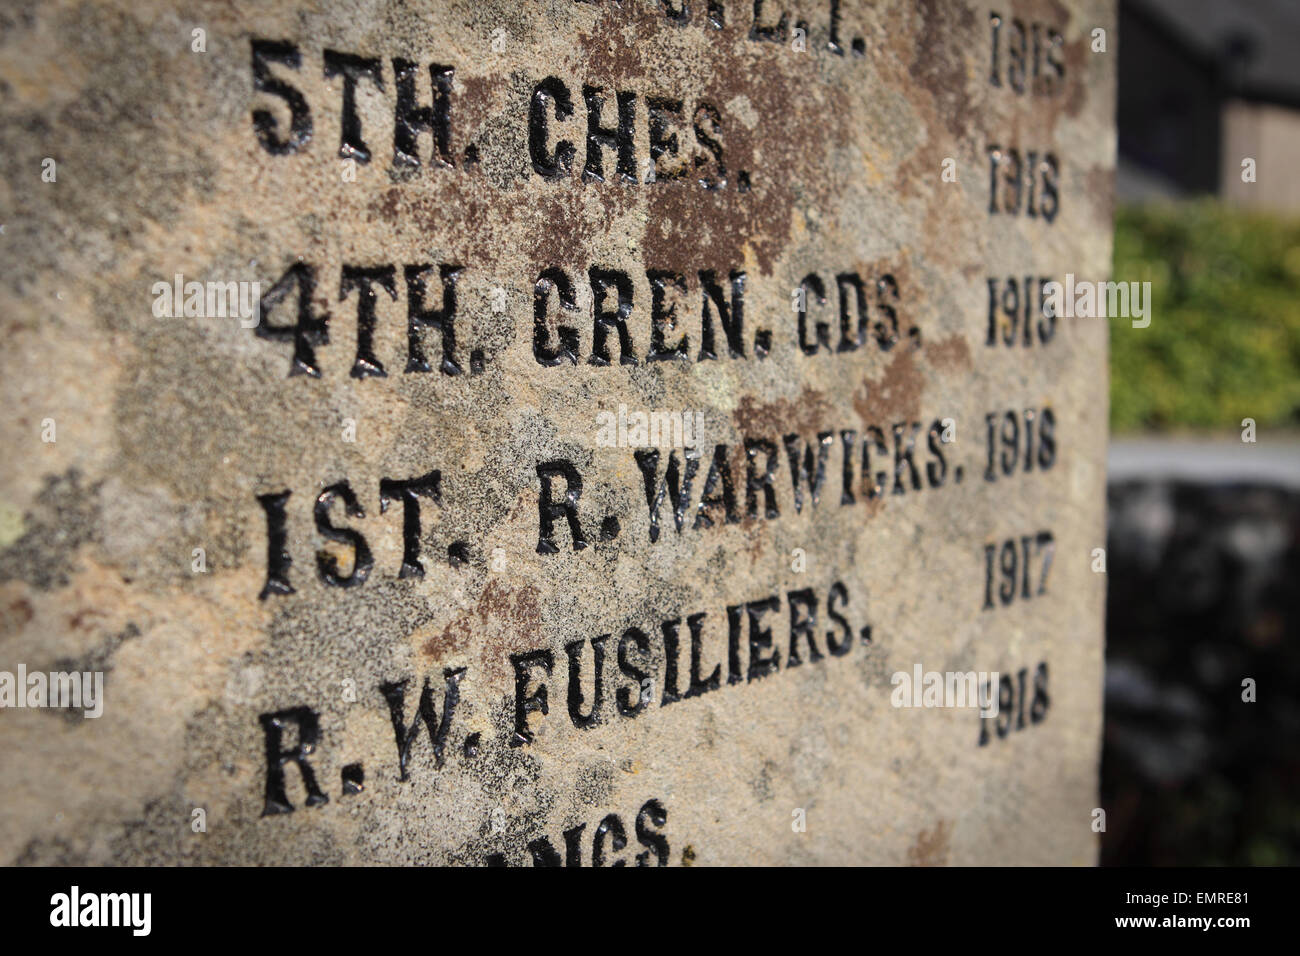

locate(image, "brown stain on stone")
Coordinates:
458 73 502 138
738 523 767 566
475 579 543 688
524 186 639 271
67 606 106 633
1020 29 1094 137
910 0 978 144
852 346 924 430
1083 163 1115 228
0 592 33 638
1056 0 1092 123
907 819 951 866
373 186 402 224
732 385 833 440
895 0 1094 212
477 578 541 629
848 345 928 519
576 1 666 83
632 18 855 277
365 8 860 297
924 334 973 373
421 580 542 689
890 0 979 205
422 615 473 658
732 386 834 563
368 182 502 269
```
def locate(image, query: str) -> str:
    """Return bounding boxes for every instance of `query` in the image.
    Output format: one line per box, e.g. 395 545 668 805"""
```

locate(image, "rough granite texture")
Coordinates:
0 0 1113 864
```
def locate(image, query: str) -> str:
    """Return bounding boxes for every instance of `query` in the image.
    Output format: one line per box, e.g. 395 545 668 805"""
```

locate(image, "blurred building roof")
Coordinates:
1130 0 1300 105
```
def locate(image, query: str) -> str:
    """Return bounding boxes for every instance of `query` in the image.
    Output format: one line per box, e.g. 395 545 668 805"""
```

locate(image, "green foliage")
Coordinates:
1110 200 1300 431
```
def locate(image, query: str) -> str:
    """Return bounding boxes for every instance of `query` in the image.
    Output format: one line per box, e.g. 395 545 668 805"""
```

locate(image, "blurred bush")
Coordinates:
1111 201 1300 432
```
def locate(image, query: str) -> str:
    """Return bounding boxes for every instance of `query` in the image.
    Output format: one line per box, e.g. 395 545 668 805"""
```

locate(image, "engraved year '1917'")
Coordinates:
983 531 1055 610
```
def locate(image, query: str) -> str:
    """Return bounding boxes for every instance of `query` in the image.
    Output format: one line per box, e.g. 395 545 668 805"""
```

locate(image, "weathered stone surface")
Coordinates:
0 0 1113 864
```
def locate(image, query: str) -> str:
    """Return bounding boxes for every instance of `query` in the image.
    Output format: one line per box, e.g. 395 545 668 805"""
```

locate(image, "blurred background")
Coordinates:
1102 0 1300 865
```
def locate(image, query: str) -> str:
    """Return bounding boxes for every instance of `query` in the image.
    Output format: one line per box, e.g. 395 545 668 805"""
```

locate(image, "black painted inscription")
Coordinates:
485 798 670 867
978 662 1050 745
508 581 870 745
251 40 457 168
987 146 1060 222
986 276 1056 347
982 407 1057 482
988 12 1066 95
982 530 1055 610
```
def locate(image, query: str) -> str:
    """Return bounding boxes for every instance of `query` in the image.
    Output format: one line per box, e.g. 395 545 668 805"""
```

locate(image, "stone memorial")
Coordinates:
0 0 1114 865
